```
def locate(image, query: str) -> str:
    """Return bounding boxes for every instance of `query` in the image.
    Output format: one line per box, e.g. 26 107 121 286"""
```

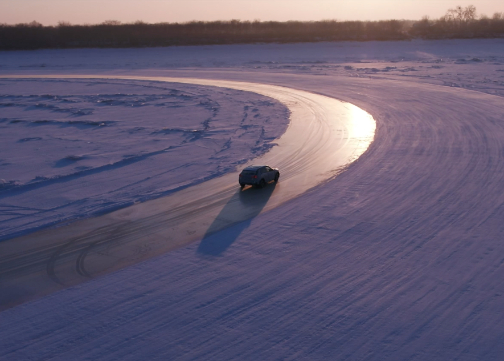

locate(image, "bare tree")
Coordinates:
444 5 477 23
443 6 462 22
463 5 477 21
493 12 503 20
27 21 43 27
102 20 121 26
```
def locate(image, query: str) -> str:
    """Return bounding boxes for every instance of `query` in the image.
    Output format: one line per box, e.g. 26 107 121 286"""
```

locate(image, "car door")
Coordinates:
257 167 265 182
264 166 274 182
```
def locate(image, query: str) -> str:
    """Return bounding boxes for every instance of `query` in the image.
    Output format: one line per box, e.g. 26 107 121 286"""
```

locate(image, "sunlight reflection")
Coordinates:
348 103 376 141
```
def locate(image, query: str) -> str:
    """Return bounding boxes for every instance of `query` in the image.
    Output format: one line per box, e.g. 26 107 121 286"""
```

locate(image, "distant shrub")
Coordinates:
0 5 502 50
0 19 412 50
411 5 504 39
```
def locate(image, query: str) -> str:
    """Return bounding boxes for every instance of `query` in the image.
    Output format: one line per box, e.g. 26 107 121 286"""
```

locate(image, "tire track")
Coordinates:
0 75 375 310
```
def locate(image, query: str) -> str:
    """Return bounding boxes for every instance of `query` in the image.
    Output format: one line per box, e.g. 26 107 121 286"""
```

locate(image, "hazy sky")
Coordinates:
1 0 503 25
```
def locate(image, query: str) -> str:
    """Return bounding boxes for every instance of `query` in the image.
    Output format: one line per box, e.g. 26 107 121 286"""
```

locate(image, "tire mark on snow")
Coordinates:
0 74 375 310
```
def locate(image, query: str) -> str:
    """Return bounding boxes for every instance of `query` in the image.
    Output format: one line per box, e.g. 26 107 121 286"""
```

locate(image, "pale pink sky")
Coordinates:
1 0 502 25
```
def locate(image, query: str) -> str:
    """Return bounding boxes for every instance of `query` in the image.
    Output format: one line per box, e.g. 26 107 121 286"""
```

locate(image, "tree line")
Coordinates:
0 6 503 50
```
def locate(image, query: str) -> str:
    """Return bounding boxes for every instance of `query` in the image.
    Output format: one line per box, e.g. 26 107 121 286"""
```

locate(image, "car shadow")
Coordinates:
197 182 277 256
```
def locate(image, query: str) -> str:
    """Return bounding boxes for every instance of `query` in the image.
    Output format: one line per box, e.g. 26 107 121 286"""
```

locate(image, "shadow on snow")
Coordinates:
197 182 277 256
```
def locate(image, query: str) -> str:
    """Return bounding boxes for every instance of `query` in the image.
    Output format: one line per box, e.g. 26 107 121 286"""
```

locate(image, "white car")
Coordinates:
239 165 280 188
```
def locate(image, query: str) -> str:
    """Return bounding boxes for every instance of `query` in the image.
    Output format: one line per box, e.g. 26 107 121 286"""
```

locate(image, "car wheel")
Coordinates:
240 183 245 188
274 173 279 182
259 179 266 188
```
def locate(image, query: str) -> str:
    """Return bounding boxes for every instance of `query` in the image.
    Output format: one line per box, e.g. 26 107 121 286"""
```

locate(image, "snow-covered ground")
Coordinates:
0 75 374 309
1 39 504 360
0 77 289 241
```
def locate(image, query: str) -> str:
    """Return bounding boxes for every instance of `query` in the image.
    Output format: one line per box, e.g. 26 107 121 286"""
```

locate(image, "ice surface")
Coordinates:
0 78 288 240
2 39 504 361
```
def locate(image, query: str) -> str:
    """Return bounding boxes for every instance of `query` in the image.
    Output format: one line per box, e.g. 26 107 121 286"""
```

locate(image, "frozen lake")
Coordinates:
1 39 504 360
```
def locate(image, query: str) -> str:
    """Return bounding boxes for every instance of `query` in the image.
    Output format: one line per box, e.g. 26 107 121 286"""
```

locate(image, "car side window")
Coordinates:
265 166 272 172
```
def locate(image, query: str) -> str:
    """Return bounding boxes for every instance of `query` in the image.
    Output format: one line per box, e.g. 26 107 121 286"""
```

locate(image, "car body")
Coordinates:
239 165 280 188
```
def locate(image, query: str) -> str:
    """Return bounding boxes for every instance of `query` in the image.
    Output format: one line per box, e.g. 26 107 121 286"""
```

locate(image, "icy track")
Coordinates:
2 40 504 361
0 75 375 308
0 77 291 241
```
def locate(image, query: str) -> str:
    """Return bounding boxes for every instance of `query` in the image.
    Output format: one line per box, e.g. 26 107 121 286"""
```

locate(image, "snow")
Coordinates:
0 75 374 310
0 78 289 240
2 39 504 360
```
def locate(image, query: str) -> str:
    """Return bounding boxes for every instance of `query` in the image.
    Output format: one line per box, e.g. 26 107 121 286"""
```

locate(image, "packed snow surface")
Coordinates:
0 78 289 240
0 75 375 309
2 39 504 360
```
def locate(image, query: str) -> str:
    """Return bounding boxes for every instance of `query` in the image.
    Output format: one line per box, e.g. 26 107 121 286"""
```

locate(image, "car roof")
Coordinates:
243 165 268 171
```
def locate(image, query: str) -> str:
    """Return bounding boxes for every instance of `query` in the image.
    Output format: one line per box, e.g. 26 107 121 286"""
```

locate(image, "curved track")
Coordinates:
0 75 375 309
2 65 504 360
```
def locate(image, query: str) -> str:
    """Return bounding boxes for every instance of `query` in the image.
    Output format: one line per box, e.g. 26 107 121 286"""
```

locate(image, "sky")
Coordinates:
0 0 503 26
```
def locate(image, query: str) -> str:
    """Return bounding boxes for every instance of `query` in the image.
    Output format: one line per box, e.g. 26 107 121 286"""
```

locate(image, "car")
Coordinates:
239 165 280 188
